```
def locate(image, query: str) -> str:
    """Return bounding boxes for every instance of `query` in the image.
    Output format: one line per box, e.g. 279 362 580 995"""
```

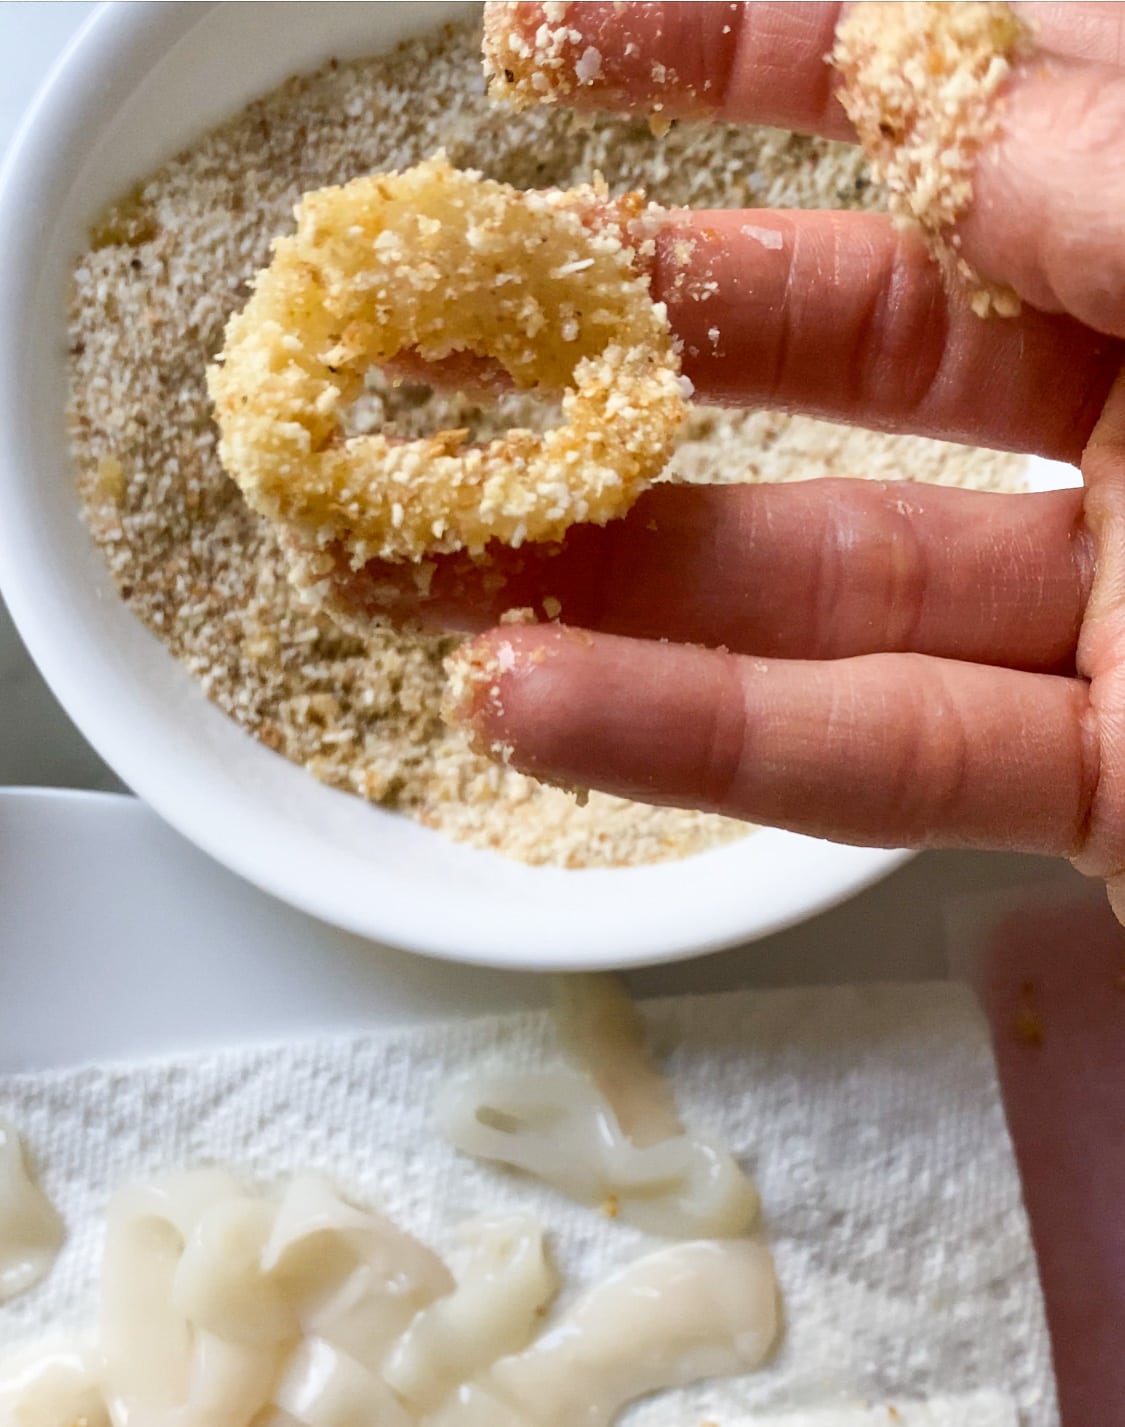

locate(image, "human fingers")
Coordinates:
447 625 1093 853
489 3 1125 337
650 210 1118 460
331 481 1091 674
484 2 852 134
483 2 1125 129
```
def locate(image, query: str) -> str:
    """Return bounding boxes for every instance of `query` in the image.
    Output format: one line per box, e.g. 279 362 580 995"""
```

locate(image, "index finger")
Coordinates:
484 2 851 135
484 2 1124 129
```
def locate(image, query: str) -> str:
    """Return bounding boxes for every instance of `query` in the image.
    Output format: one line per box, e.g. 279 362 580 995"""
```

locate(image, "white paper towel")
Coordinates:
0 983 1057 1425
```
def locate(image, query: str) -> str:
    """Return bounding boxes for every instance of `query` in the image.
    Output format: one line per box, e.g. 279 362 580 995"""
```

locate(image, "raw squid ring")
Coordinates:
207 154 687 566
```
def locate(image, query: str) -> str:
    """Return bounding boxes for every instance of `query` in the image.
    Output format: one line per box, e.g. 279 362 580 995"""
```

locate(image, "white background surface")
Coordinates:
0 3 1082 1027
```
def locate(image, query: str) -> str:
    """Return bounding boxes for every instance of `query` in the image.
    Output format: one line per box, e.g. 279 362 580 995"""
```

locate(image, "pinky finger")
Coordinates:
451 627 1095 855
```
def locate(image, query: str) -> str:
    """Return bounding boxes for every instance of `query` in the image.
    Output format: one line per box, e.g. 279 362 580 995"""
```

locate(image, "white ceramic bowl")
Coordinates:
1 1 1055 968
4 787 987 1072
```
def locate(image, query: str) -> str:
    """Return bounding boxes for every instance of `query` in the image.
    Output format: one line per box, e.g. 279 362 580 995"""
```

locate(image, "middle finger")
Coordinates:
326 479 1092 673
652 209 1119 463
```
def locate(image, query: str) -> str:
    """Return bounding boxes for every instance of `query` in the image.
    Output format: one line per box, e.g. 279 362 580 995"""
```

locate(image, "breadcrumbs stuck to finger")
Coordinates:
483 2 589 111
831 0 1030 318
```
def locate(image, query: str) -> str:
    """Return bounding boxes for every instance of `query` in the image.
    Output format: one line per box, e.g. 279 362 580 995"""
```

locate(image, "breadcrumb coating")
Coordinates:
483 2 585 111
832 1 1029 318
208 154 684 568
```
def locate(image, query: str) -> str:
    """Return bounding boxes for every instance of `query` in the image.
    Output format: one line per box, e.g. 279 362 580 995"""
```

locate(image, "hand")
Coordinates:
337 3 1125 908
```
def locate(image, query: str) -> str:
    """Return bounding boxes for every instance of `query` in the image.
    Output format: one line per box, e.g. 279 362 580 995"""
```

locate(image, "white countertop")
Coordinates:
0 1 1080 984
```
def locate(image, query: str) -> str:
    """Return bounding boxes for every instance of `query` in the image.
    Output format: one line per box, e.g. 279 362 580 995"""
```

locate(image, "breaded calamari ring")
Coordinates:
207 155 686 566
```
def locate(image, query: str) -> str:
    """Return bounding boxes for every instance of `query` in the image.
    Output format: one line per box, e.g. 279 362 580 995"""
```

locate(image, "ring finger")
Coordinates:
335 480 1092 673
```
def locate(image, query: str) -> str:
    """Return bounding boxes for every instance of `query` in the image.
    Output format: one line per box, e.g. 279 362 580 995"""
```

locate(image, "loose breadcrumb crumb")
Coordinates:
94 455 125 504
832 1 1029 317
739 224 784 252
70 18 1026 869
499 606 540 626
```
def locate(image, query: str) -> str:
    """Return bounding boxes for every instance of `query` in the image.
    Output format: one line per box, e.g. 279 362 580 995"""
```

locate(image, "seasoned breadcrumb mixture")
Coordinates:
832 1 1029 318
69 18 1026 869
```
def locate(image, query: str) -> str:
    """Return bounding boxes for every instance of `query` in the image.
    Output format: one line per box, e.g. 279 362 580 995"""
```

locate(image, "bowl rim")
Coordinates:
0 1 914 968
0 786 915 970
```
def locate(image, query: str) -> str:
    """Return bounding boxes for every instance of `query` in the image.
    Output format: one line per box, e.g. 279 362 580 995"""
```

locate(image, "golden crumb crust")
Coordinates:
207 154 685 567
831 1 1029 317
